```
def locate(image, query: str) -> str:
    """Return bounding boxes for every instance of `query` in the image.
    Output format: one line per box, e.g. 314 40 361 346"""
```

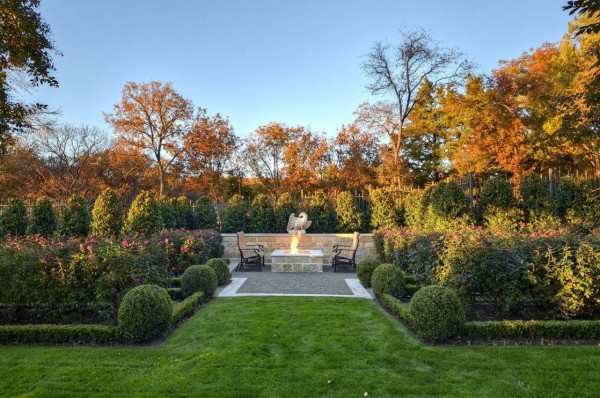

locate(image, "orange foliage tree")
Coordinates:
182 109 238 201
104 81 194 196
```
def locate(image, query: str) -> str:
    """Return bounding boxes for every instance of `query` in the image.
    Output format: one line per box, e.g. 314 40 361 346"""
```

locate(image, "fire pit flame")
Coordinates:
290 230 300 254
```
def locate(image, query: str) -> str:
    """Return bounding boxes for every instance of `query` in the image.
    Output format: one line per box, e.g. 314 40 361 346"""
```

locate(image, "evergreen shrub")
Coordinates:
195 196 218 229
122 191 164 234
275 192 297 232
336 191 365 232
57 195 90 237
221 194 248 233
306 192 337 233
369 189 399 231
181 264 218 298
205 258 231 285
409 285 464 342
0 197 28 236
478 176 516 213
91 188 124 237
27 197 57 236
356 258 382 288
118 284 172 342
371 263 405 298
249 194 275 233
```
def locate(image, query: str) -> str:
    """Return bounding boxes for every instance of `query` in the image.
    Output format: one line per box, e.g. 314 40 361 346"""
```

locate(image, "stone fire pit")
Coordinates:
270 249 324 272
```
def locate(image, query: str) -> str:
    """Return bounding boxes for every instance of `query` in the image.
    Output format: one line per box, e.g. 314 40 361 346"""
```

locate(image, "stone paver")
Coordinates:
217 262 372 299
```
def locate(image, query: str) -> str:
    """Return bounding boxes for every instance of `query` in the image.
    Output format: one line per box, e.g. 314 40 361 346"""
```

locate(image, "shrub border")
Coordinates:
378 293 600 344
0 292 206 345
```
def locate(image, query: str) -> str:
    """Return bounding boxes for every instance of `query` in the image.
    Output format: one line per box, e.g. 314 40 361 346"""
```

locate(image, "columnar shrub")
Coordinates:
0 197 28 236
181 264 218 298
175 196 195 229
195 196 218 229
57 195 90 237
369 189 399 231
249 194 275 233
371 263 405 298
555 176 590 218
275 192 297 232
205 258 231 285
403 188 429 230
117 285 172 342
336 191 365 232
27 197 57 236
356 258 382 288
123 191 164 234
91 188 124 237
519 172 551 215
159 198 178 229
306 192 337 233
429 181 468 219
478 176 516 213
221 194 248 233
409 285 465 342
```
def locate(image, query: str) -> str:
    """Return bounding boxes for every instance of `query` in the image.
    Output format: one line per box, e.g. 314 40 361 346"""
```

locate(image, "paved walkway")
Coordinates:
216 261 372 299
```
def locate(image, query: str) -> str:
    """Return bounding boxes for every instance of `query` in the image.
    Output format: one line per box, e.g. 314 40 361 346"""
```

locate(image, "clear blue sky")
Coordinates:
36 0 572 137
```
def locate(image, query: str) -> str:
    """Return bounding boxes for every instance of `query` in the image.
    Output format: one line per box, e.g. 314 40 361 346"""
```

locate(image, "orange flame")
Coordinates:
290 230 300 254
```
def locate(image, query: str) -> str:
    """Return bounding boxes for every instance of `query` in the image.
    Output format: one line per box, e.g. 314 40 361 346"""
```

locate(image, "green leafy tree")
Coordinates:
0 197 27 235
275 192 297 232
249 194 275 233
306 192 337 233
91 188 124 237
123 190 164 234
195 196 217 229
27 196 56 235
57 195 90 237
336 191 365 232
0 0 60 153
221 194 248 233
369 189 399 231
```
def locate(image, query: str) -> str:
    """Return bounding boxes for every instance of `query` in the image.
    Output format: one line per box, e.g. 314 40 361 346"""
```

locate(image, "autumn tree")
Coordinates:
245 122 303 197
0 0 60 153
182 109 238 201
564 0 600 35
402 78 451 185
27 124 108 201
333 123 380 191
105 81 194 196
282 128 331 192
361 28 472 184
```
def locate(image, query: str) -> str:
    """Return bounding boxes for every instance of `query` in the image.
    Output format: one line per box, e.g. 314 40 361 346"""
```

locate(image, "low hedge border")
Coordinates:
379 293 411 324
464 320 600 341
167 288 184 300
0 324 122 345
0 292 207 345
378 293 600 343
172 292 205 325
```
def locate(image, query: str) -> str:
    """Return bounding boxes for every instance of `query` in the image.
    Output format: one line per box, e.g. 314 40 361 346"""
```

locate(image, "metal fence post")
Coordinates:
549 168 554 200
468 172 474 210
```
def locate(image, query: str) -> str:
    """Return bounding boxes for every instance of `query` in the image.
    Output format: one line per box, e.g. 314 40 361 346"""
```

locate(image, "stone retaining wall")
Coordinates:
221 233 376 265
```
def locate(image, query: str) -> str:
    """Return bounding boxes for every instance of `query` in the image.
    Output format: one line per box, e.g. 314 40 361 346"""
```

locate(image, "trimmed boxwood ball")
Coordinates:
181 264 218 297
356 258 382 288
409 285 465 343
371 263 405 297
118 284 173 342
205 258 232 285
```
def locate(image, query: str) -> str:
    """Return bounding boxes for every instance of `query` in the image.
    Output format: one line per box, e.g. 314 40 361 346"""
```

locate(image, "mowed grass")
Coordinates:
1 297 599 397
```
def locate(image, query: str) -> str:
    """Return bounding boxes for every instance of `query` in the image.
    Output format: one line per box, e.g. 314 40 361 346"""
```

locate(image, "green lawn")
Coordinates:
1 297 599 397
